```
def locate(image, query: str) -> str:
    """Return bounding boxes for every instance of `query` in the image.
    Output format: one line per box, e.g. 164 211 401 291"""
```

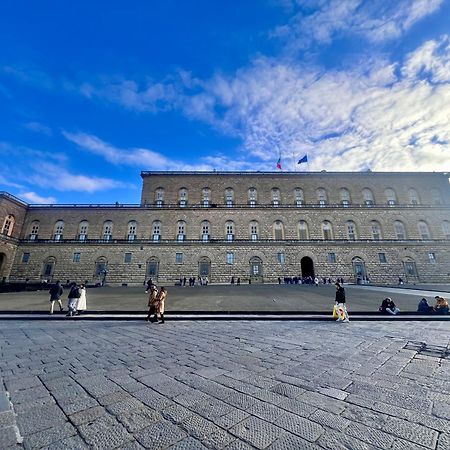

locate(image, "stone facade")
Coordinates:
1 171 450 285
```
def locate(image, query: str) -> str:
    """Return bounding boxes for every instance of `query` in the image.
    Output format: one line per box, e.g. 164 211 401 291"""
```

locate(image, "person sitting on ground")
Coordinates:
417 298 433 314
379 297 400 315
433 296 449 315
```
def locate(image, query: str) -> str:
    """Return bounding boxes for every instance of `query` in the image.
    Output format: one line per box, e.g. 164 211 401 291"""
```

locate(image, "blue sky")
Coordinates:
1 0 449 204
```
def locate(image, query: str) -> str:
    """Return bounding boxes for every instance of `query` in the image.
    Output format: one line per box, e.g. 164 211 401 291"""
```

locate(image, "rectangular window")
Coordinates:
277 252 285 264
175 253 183 264
22 252 30 263
428 252 437 263
227 252 234 265
328 253 336 263
73 252 81 263
378 253 387 263
124 252 132 263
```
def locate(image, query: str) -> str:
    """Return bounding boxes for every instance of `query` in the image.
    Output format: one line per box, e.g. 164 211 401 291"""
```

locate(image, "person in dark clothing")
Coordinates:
49 280 64 314
66 282 81 317
433 296 449 315
379 297 400 315
145 279 152 293
417 298 433 314
335 282 349 322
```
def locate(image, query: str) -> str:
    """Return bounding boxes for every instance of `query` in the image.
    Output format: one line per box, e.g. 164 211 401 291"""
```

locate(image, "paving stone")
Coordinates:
247 400 286 422
383 416 439 448
78 414 133 449
308 409 351 431
167 436 208 449
230 416 285 449
17 404 68 436
200 429 236 449
43 435 89 450
270 383 306 398
180 413 224 439
59 396 99 416
274 411 324 442
106 398 147 416
0 426 19 448
298 391 346 415
134 420 187 449
346 421 396 449
214 409 250 430
222 392 259 411
69 406 107 426
162 403 194 423
23 421 77 449
277 397 316 418
223 440 254 450
116 408 162 432
5 376 42 393
189 397 236 420
266 432 322 450
317 428 380 450
437 433 450 450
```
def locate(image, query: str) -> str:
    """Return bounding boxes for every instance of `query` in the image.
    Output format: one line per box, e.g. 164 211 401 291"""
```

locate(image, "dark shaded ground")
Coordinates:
0 284 449 313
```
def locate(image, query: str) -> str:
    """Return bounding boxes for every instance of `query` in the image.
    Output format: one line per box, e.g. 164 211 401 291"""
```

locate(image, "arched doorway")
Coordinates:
42 257 56 282
198 257 211 282
352 257 367 283
0 253 6 282
403 258 419 283
249 257 263 283
146 257 159 282
301 257 314 278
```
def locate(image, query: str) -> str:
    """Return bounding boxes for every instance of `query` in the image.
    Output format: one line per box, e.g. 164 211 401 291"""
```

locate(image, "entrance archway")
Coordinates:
198 257 211 281
146 257 159 281
403 258 419 283
352 257 367 283
249 257 263 283
42 257 56 282
301 256 314 278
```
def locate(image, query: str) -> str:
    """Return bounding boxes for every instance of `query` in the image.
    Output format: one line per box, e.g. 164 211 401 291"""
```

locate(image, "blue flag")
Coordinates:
298 154 308 164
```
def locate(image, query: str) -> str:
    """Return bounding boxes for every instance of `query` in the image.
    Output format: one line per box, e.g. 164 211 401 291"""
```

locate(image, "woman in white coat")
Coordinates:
77 284 87 314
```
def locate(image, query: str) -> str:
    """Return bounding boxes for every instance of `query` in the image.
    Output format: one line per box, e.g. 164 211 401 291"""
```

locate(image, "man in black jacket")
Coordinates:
335 282 349 322
66 282 81 317
49 280 64 314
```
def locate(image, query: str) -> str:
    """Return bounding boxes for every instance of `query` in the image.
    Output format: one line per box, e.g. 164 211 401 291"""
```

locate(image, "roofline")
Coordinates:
0 191 29 207
141 171 449 177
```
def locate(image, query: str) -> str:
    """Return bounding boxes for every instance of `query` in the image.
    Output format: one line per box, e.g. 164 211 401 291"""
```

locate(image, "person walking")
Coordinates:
335 282 349 322
155 287 167 324
146 284 159 322
76 284 87 315
145 278 152 293
66 282 81 317
49 280 64 314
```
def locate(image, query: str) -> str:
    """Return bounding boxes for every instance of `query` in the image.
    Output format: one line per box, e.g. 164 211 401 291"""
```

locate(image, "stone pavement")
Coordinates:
1 319 450 449
1 284 450 313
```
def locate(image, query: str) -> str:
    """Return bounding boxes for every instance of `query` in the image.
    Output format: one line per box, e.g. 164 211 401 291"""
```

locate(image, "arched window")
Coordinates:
298 221 308 240
53 220 64 241
29 220 40 240
322 221 333 240
394 221 406 239
385 188 397 206
177 220 186 241
42 256 56 279
431 189 442 205
78 220 89 241
201 220 210 242
155 188 164 207
442 221 450 240
370 221 382 240
226 221 235 241
225 188 234 207
127 220 137 241
179 188 188 207
317 188 328 206
249 221 259 241
346 221 357 240
202 187 210 207
340 188 351 207
248 188 257 207
102 220 113 241
418 221 430 240
152 221 161 241
408 188 420 205
273 221 284 240
294 188 304 206
362 188 374 206
2 214 15 236
271 188 281 206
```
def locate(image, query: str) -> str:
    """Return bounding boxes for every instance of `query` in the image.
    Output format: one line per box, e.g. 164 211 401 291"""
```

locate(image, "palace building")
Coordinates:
1 171 450 285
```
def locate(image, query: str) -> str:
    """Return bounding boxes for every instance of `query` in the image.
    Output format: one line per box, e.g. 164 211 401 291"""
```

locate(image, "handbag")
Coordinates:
332 304 339 319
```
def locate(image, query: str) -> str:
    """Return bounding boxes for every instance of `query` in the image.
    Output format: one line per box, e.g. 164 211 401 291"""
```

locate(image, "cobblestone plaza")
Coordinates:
1 319 450 449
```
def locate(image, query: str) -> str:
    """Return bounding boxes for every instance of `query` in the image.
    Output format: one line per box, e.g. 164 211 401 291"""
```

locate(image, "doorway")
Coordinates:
301 256 314 278
249 257 263 283
198 257 211 281
352 257 367 283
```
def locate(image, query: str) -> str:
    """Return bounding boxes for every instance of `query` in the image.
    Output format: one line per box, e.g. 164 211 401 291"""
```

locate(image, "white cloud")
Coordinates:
62 131 264 171
18 191 56 204
273 0 444 49
0 174 25 189
177 36 450 172
30 162 130 193
23 121 53 136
